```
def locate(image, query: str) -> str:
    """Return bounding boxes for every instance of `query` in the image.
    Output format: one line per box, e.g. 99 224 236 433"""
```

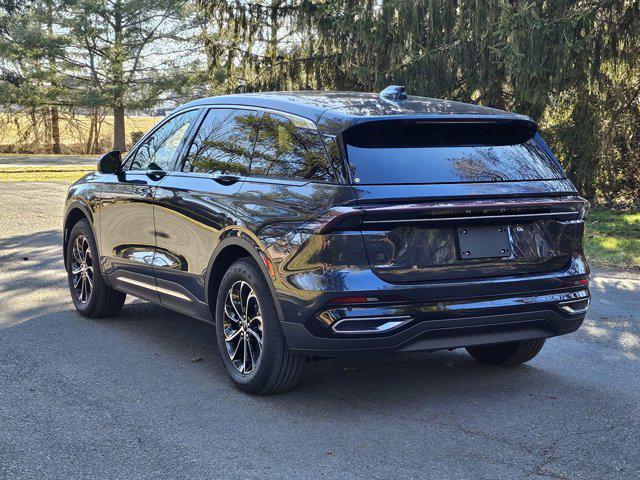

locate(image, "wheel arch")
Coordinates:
205 235 285 325
63 202 96 266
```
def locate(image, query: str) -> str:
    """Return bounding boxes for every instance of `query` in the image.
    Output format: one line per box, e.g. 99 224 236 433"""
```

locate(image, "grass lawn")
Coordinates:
0 165 93 182
584 208 640 269
1 165 637 269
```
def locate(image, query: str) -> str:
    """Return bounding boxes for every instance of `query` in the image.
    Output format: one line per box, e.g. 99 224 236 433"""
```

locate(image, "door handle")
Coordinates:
146 170 167 181
212 174 241 186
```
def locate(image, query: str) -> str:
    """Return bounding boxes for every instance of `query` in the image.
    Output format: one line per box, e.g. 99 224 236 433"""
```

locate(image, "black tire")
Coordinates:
66 219 126 318
215 258 305 395
466 339 545 366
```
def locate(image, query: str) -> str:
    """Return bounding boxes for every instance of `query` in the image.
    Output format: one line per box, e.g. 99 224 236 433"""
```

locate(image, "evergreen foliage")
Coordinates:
0 0 199 152
198 0 640 204
0 0 637 203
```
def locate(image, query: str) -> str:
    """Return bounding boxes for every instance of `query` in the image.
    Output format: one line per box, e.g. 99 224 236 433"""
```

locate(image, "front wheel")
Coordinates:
466 339 545 366
215 258 305 394
66 219 126 318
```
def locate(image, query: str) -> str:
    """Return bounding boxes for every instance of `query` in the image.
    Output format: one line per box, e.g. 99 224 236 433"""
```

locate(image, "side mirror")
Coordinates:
97 150 122 174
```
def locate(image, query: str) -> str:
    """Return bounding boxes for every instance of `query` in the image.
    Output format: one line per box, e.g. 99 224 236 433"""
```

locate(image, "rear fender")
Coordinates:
205 231 286 324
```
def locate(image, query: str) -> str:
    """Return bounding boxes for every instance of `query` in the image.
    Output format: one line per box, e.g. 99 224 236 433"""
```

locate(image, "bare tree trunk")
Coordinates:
113 105 126 151
86 108 96 154
43 108 52 150
51 107 61 153
112 0 126 151
95 108 106 153
46 0 62 154
29 108 39 151
225 47 234 92
268 0 279 89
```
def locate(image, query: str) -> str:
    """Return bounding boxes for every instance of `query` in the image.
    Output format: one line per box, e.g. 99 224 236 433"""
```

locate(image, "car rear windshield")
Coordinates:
343 120 565 184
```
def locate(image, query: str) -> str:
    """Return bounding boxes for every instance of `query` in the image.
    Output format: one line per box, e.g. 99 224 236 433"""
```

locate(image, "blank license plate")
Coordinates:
457 226 511 259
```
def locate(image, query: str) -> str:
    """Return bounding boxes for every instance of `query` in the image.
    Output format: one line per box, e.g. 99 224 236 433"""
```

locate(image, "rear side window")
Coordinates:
250 113 335 182
343 121 565 184
183 108 260 175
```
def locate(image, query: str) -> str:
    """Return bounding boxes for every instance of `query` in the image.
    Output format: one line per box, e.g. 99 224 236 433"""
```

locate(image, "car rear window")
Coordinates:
343 121 565 184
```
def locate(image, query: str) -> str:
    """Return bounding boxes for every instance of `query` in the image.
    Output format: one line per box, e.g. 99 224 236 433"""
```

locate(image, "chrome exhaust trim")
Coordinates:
331 315 412 334
559 298 590 315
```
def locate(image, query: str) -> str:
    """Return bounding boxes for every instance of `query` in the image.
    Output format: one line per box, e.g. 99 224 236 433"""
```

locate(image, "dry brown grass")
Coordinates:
0 113 161 154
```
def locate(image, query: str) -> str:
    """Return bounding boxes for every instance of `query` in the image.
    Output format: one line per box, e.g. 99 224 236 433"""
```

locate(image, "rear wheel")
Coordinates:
66 219 126 318
215 258 305 394
466 339 545 366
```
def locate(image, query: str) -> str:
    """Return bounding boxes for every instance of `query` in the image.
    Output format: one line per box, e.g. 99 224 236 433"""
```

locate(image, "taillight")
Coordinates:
304 207 363 234
329 296 373 304
561 277 589 287
358 196 588 230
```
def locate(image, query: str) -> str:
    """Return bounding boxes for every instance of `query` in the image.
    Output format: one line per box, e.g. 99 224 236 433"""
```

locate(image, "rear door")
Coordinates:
97 109 199 301
153 107 261 320
342 120 585 283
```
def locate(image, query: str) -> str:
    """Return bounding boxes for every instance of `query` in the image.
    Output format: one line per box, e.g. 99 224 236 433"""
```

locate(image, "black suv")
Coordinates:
63 88 590 394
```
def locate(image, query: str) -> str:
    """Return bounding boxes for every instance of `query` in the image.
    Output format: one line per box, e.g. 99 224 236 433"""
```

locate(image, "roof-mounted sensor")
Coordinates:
379 85 407 100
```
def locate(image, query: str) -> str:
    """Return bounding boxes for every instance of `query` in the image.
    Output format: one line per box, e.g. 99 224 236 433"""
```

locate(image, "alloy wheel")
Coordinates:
71 235 93 304
223 280 264 374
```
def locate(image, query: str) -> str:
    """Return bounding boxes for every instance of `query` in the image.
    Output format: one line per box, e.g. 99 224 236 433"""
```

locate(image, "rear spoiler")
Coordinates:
342 113 536 130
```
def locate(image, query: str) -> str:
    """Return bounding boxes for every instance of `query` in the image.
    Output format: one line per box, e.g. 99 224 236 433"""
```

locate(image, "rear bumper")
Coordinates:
282 288 589 356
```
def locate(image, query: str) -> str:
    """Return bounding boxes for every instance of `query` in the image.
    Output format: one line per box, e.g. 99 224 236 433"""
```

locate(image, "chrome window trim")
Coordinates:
161 103 342 182
197 104 318 131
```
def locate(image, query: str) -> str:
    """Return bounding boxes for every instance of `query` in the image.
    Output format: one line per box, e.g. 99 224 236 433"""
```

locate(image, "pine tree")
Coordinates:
0 0 68 152
197 0 640 204
62 0 196 150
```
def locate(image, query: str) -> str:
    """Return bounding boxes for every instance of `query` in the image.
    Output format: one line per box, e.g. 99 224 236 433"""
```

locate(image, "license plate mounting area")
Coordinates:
456 225 511 259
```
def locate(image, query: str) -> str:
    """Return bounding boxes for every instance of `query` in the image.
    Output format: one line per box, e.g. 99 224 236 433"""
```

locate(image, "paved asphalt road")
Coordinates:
1 182 639 480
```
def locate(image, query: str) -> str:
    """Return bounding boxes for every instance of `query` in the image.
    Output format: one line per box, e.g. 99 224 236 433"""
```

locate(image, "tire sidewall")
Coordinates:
215 259 281 391
66 219 102 316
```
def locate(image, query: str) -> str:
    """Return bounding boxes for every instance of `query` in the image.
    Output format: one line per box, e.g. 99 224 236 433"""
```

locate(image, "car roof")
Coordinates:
173 91 535 135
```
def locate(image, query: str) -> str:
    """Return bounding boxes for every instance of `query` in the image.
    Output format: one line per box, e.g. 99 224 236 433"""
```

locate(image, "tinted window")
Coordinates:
250 113 334 182
344 122 565 184
128 110 198 171
321 134 346 182
183 108 260 175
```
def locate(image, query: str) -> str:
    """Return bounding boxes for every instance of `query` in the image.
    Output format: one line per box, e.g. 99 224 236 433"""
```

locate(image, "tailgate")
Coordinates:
359 196 587 283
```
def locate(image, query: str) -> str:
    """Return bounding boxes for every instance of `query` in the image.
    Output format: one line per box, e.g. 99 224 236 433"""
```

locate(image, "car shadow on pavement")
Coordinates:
6 298 619 398
0 300 582 390
0 230 69 323
1 228 638 410
0 228 637 390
